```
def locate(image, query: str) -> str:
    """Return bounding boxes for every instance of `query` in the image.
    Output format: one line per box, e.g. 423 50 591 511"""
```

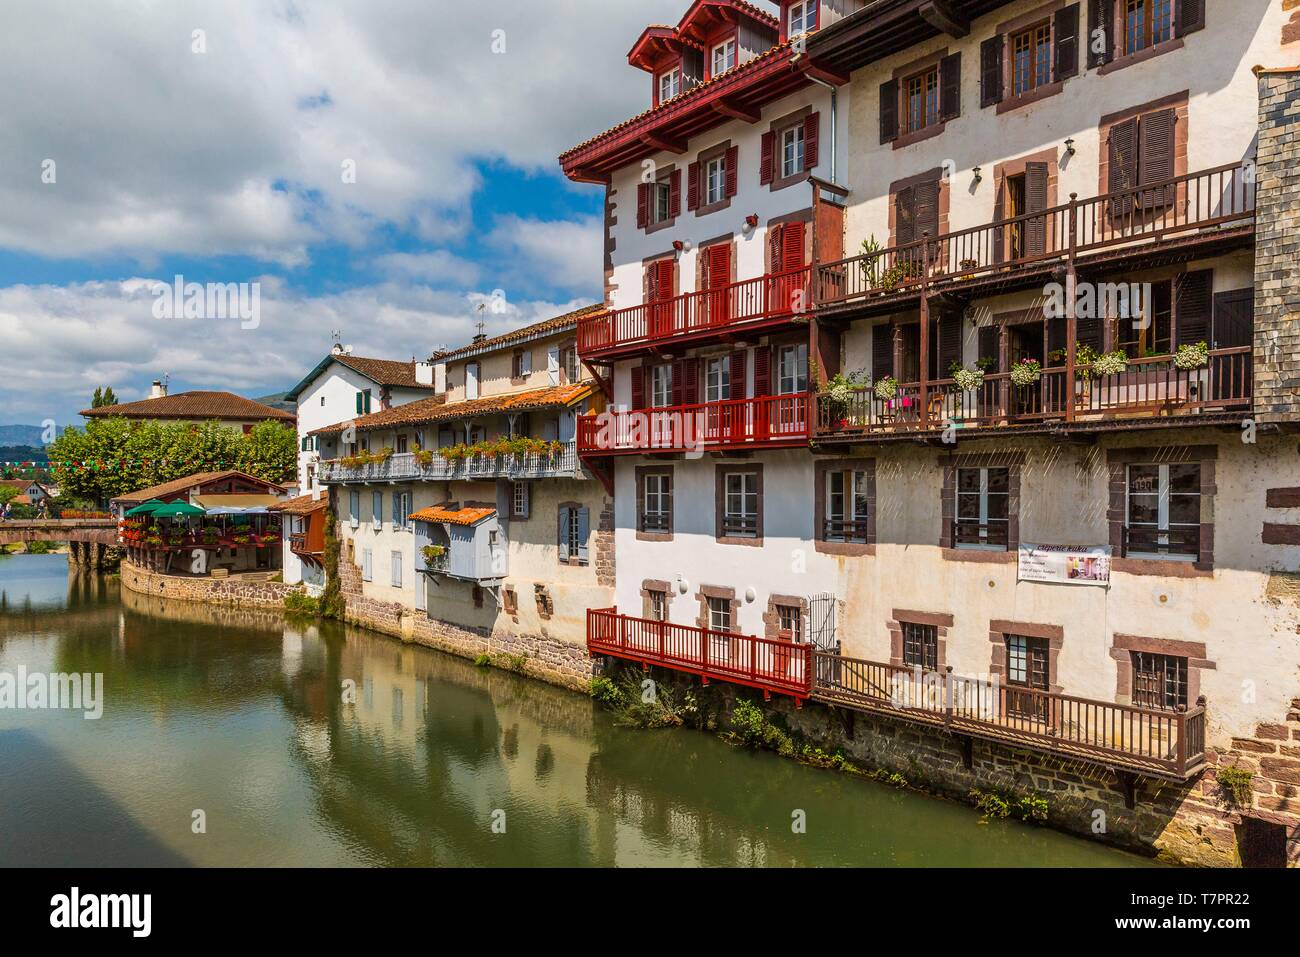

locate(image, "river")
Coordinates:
0 554 1155 867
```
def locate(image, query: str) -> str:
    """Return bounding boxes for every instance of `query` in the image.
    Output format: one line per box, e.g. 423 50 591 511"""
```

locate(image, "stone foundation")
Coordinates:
121 559 302 609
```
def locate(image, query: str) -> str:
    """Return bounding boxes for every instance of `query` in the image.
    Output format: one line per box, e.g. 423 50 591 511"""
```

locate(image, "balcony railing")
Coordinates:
319 441 581 484
816 348 1252 437
578 394 809 454
814 162 1255 310
578 266 813 357
812 652 1207 779
586 608 813 700
1122 524 1200 560
952 521 1010 550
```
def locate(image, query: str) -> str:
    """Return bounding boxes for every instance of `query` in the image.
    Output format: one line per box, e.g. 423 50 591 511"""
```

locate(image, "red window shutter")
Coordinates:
683 358 700 405
768 223 783 274
754 346 771 397
630 365 645 409
671 359 686 407
669 169 681 218
879 79 899 143
637 183 649 229
725 145 739 197
782 221 806 271
759 130 775 185
707 243 730 288
687 161 700 211
654 258 675 301
803 113 820 170
729 350 747 399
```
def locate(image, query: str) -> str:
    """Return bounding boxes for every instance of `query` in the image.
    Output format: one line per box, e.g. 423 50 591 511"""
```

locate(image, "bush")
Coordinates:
1216 765 1254 806
588 675 623 707
730 698 767 746
970 787 1049 823
474 654 491 667
283 591 320 616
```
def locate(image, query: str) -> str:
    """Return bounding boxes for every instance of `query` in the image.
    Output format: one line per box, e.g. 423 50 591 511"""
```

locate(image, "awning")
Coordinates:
411 505 497 527
151 501 206 518
193 494 284 509
204 506 273 515
124 499 167 517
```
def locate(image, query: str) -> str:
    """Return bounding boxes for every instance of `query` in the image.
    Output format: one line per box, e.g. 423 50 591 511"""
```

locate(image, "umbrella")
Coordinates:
151 501 206 518
124 499 167 517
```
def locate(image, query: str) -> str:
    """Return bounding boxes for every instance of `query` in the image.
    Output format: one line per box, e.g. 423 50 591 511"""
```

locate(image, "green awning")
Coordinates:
151 501 206 518
124 499 167 517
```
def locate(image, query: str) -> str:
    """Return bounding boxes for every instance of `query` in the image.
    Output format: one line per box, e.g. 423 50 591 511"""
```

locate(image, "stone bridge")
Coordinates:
0 519 118 566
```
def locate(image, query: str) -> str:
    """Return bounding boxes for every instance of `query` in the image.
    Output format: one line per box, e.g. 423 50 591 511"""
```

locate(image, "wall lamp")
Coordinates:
1064 138 1076 157
972 166 983 185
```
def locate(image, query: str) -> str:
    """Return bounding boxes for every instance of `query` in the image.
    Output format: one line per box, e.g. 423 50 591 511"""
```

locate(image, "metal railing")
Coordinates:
319 441 581 484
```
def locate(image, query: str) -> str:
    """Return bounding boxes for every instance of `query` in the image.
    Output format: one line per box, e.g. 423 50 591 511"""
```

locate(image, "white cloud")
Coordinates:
374 250 481 286
486 214 603 296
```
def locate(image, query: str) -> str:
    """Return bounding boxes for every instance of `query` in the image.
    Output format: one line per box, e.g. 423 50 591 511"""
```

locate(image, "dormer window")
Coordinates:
788 1 817 37
658 67 682 103
711 38 736 76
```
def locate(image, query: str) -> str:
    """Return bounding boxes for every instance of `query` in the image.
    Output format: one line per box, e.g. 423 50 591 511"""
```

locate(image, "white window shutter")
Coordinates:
547 345 560 385
577 507 590 564
520 350 532 374
391 551 403 588
373 491 382 530
362 548 373 581
349 491 360 528
557 506 570 561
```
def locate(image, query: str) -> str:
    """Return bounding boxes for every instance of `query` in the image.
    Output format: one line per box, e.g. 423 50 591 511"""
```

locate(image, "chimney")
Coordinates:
472 331 487 344
331 342 344 355
150 379 167 399
415 361 434 386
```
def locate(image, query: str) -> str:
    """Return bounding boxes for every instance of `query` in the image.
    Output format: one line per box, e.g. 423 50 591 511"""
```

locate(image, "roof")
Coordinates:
269 493 330 516
311 382 594 436
0 479 43 492
111 470 288 505
410 505 497 527
80 391 296 423
284 353 435 402
677 0 780 45
434 304 605 363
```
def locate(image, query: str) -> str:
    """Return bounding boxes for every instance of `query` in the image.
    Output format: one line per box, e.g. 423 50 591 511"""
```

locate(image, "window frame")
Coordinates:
1124 462 1201 561
1010 19 1053 98
511 481 530 520
788 0 817 37
902 64 940 135
711 38 736 76
780 123 806 180
658 66 682 103
1124 0 1175 56
901 621 939 671
705 356 730 403
1130 650 1188 711
639 470 673 537
649 362 674 408
717 466 762 543
707 595 732 633
953 466 1011 551
704 154 726 206
825 468 870 544
776 342 808 395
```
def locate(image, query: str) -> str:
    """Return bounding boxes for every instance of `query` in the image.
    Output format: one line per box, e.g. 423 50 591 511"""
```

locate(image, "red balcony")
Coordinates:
577 266 812 360
587 608 813 700
578 393 809 455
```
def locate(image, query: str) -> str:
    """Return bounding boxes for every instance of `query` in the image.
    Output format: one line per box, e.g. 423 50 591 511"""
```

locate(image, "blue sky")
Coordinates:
0 0 692 426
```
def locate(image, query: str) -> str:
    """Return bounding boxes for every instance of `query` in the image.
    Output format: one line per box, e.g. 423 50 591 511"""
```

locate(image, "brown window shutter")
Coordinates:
754 346 771 397
759 131 775 184
980 37 1003 108
872 324 894 380
687 161 700 210
803 112 820 170
1211 289 1253 349
879 79 899 144
938 311 962 376
1175 270 1213 347
1024 161 1049 256
669 169 681 218
1177 0 1206 36
895 186 916 245
940 52 961 121
671 359 686 407
914 179 939 241
1087 0 1113 68
782 220 806 270
1138 108 1176 209
1048 314 1067 355
725 145 739 197
1076 314 1104 352
1108 117 1138 192
977 325 1000 373
631 365 645 409
1055 4 1079 79
683 358 700 405
729 350 747 399
636 183 649 229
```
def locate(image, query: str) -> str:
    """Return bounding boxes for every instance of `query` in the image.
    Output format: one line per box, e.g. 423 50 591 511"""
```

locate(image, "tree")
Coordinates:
236 421 298 482
0 486 18 508
90 386 118 408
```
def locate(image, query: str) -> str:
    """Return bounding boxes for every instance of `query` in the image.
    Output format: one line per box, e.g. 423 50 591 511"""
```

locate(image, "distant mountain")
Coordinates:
254 392 297 413
0 425 48 445
0 445 48 463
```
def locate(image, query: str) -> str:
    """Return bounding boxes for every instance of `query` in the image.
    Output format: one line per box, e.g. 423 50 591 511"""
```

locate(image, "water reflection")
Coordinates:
0 556 1155 867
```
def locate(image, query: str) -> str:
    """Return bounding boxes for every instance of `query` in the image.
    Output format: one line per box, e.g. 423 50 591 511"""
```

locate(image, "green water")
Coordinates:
0 554 1155 867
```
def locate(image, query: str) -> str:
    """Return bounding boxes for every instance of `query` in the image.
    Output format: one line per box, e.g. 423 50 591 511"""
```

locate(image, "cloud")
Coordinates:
486 214 603 296
375 251 481 286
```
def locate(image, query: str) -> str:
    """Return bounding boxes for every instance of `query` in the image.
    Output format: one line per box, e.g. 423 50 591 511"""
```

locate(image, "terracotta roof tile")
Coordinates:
111 470 288 505
311 382 593 436
410 505 497 527
434 303 605 362
81 391 296 422
333 355 435 389
269 493 330 515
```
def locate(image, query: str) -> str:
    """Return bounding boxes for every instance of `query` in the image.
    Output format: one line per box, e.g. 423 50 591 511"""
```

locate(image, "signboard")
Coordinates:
1017 543 1112 587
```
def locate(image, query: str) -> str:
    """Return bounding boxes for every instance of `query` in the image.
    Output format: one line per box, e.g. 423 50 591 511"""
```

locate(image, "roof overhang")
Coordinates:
628 27 699 73
678 0 780 46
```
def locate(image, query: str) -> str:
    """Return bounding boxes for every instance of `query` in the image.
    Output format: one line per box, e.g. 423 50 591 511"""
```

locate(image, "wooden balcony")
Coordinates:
816 347 1252 441
813 653 1207 782
813 162 1255 317
586 608 813 700
577 393 810 455
578 266 813 361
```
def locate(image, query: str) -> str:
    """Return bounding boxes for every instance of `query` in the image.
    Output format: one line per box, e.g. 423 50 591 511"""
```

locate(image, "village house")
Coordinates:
562 0 1300 867
80 380 296 433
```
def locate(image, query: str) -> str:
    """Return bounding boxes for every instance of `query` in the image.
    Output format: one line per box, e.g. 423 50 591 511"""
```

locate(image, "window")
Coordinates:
723 471 759 538
391 550 403 588
562 344 579 384
362 548 373 582
653 178 672 224
465 361 480 400
355 389 372 415
320 396 326 406
1126 463 1200 558
711 38 736 75
788 0 816 36
659 67 681 102
1005 634 1050 719
511 481 530 519
776 343 807 394
780 124 805 179
954 467 1010 549
705 155 726 205
650 363 673 408
372 491 383 531
1011 22 1052 97
825 469 870 543
392 491 411 531
1115 279 1172 359
708 595 732 632
705 357 730 403
901 622 938 671
396 434 408 454
648 588 668 622
1131 652 1188 710
641 472 672 533
558 505 589 565
566 508 581 560
776 604 803 642
512 349 532 379
1125 0 1174 55
349 490 360 529
904 65 940 134
300 435 311 452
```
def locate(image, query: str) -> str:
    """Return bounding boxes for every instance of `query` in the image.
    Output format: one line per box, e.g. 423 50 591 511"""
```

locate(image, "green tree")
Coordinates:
236 421 298 482
89 386 118 408
0 486 18 508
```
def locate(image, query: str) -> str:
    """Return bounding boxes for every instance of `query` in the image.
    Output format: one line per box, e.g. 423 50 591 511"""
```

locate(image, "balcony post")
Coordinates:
1175 702 1188 775
919 233 931 431
1065 194 1078 422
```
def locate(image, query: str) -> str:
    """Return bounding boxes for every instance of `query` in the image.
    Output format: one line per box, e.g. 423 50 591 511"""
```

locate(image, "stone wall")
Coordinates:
336 545 594 692
121 559 301 609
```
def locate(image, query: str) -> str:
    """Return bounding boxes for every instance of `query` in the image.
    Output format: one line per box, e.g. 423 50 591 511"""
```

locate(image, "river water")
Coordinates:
0 554 1155 867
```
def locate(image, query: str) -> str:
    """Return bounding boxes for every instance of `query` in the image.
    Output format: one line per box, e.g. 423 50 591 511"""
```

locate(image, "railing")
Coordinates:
812 652 1207 778
822 518 870 543
952 521 1010 549
586 608 813 699
815 162 1255 308
579 266 813 356
319 441 581 484
578 394 809 454
816 348 1251 435
1122 525 1200 560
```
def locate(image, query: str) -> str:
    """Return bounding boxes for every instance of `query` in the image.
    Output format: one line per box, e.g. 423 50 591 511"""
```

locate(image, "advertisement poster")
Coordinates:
1017 544 1112 586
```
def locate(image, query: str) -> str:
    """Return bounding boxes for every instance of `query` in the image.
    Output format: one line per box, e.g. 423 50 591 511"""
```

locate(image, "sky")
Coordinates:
0 0 693 427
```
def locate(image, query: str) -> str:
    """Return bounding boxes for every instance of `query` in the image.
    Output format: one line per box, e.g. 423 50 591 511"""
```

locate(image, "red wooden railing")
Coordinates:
577 393 810 454
587 608 813 700
578 265 813 356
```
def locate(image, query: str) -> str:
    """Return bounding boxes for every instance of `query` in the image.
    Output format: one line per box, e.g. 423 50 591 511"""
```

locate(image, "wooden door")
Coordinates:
1005 635 1049 723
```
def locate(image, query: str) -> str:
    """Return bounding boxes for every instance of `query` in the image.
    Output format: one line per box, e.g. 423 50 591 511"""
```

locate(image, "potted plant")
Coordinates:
858 235 884 289
421 544 446 568
822 370 869 427
873 375 899 402
953 365 985 393
412 442 434 467
1093 350 1129 377
1174 340 1209 370
1010 358 1042 388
